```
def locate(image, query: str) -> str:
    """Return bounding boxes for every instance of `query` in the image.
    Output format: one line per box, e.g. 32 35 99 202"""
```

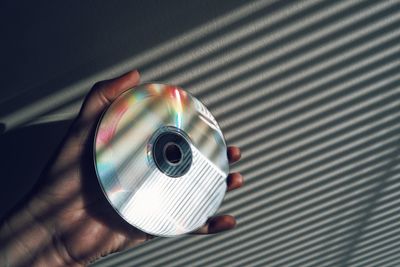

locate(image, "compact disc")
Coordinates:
94 83 229 237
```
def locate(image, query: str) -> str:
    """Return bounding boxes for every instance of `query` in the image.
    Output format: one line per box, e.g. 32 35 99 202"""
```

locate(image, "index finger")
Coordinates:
228 146 241 164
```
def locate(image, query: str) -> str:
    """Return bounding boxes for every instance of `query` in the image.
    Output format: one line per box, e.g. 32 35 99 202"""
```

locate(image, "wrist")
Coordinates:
0 198 75 267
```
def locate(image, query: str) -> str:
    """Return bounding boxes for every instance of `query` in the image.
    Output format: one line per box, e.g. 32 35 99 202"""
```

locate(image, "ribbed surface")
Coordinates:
92 0 400 266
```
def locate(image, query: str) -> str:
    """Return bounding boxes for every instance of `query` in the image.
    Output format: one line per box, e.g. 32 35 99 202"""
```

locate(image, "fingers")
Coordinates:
76 70 140 129
227 146 243 192
228 146 241 164
227 172 244 192
194 215 236 235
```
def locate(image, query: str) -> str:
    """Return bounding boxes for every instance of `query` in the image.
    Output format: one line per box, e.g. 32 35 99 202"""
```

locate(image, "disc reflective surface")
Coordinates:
94 84 229 236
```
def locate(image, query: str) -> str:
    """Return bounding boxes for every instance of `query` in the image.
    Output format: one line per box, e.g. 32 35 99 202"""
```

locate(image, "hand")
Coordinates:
0 70 244 267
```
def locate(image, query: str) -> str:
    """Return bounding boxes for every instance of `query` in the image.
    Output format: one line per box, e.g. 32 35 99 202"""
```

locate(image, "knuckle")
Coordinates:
92 80 107 91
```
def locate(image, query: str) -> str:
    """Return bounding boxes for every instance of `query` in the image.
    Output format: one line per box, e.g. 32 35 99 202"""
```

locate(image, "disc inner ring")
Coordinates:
150 126 193 177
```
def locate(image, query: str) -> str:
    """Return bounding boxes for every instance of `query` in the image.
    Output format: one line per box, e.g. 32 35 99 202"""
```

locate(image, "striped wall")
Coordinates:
92 0 400 266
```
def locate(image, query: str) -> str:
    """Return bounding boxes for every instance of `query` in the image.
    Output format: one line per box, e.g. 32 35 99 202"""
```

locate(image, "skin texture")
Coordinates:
0 70 244 266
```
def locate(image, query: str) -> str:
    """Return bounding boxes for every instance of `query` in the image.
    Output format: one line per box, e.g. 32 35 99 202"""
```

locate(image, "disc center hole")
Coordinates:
164 142 182 165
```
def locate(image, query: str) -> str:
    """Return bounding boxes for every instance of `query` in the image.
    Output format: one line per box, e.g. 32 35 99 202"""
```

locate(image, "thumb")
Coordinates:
43 70 140 180
74 70 140 133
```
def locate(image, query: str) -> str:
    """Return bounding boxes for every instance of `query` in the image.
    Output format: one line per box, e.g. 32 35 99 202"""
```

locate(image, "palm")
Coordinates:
36 123 148 264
